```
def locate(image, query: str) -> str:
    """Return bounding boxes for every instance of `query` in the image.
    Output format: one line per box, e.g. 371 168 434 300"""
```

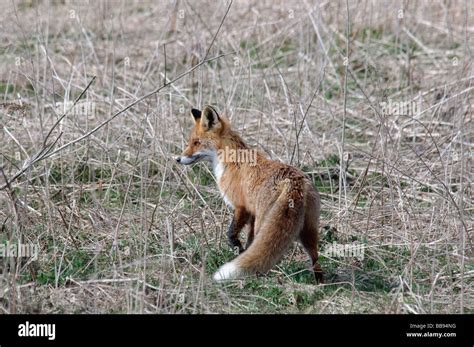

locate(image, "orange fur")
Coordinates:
176 105 323 283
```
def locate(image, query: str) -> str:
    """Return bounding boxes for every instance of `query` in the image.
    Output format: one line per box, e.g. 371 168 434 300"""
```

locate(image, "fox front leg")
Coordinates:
227 208 251 254
244 215 255 250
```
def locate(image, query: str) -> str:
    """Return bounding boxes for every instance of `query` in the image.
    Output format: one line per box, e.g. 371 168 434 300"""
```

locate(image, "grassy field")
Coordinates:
0 0 472 313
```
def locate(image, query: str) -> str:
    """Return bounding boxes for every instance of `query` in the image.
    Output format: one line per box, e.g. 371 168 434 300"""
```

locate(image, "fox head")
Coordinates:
175 105 229 165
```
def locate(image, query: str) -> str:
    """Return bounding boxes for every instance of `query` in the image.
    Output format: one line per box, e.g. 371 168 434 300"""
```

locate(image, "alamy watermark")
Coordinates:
322 241 365 261
217 148 257 166
0 241 39 261
54 100 96 117
380 98 421 117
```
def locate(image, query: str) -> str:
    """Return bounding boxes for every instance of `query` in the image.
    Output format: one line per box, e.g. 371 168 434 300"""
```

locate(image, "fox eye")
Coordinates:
193 140 200 146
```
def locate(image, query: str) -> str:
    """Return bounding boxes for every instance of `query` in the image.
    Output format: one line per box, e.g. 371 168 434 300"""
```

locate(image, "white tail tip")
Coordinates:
213 262 240 281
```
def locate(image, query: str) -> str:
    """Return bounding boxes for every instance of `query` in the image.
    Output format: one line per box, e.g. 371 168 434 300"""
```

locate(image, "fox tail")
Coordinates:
213 179 305 281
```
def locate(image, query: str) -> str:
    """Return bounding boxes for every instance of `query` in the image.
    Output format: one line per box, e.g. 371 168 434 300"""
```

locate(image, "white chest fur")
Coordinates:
214 161 225 182
213 160 234 208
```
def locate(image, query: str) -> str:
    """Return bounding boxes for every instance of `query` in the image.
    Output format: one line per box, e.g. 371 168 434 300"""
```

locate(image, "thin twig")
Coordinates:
0 75 96 191
203 0 233 60
0 53 233 191
339 0 350 210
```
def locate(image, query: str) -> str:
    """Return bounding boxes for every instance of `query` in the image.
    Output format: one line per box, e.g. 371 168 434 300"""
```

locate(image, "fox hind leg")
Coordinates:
300 190 324 284
299 225 324 284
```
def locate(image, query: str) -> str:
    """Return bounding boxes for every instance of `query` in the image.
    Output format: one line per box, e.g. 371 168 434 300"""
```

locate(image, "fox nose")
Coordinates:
175 156 181 163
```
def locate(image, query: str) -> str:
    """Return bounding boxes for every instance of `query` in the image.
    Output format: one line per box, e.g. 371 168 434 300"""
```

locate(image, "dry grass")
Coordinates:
0 0 472 313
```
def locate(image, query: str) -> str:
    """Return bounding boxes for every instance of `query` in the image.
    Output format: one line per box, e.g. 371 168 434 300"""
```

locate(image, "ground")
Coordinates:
0 0 472 313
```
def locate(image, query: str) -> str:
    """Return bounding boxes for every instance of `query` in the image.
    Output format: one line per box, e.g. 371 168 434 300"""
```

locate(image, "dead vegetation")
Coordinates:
0 0 472 313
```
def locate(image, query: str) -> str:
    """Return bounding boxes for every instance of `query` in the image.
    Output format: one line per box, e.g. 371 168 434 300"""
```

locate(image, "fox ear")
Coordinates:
191 108 201 122
200 105 221 131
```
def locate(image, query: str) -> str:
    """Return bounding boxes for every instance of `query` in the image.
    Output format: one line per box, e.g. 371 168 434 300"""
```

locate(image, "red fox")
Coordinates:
176 105 323 283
